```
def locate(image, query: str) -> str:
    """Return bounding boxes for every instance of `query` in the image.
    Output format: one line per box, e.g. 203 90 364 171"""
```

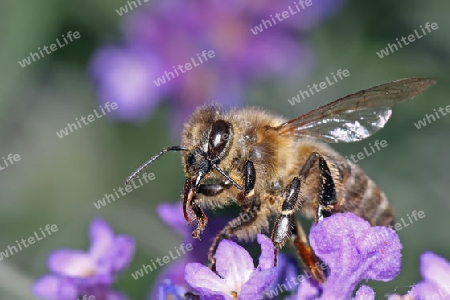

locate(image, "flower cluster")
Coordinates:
305 212 402 299
32 209 450 300
33 219 135 300
155 211 403 300
88 0 343 131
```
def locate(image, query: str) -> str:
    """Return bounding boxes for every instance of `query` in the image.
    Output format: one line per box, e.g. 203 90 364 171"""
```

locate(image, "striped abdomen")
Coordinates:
336 161 394 227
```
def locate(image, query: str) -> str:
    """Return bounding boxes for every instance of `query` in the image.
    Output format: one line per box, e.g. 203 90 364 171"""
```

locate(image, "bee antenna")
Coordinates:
212 163 244 191
125 146 187 185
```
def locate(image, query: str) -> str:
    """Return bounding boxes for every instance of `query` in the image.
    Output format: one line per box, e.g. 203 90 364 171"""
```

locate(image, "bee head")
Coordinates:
126 104 242 225
185 119 232 171
182 119 238 220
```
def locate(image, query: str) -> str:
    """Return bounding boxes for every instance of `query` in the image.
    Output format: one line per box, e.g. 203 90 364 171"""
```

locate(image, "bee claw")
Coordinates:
192 229 202 240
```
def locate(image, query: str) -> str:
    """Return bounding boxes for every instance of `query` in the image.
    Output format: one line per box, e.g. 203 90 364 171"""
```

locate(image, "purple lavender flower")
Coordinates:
388 293 416 300
405 252 450 299
155 206 403 299
184 234 277 300
154 202 303 299
269 253 301 295
147 202 231 299
153 202 299 299
33 218 135 300
352 285 376 300
89 0 344 131
291 212 402 300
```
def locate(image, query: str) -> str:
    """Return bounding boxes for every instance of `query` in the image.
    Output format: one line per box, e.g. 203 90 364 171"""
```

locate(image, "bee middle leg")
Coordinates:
271 152 337 283
290 218 328 283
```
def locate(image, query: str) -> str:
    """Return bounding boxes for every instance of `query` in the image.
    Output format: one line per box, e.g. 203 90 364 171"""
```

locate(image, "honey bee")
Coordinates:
126 78 435 283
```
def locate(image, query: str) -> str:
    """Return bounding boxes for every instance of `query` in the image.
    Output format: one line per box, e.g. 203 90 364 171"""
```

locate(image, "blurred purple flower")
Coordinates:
291 212 402 300
405 252 450 300
89 0 344 131
184 234 277 300
157 279 187 300
33 218 135 300
89 46 167 121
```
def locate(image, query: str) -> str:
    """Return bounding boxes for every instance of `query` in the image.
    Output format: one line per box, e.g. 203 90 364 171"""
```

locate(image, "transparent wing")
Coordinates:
274 78 436 143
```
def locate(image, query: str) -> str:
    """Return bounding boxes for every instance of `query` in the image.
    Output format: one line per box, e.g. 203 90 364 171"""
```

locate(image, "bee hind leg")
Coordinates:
290 219 328 283
316 154 337 222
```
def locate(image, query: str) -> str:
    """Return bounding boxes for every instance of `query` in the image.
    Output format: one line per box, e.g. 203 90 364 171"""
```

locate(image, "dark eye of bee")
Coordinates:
207 120 231 160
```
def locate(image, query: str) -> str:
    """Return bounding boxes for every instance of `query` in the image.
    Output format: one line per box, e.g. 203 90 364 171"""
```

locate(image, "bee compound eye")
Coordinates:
208 120 230 159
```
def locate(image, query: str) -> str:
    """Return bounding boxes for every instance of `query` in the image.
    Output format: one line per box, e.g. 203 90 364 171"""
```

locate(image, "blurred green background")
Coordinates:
1 0 449 299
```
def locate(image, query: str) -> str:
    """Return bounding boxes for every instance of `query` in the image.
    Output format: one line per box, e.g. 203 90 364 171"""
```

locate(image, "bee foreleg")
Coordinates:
237 160 256 207
208 202 260 273
191 199 208 240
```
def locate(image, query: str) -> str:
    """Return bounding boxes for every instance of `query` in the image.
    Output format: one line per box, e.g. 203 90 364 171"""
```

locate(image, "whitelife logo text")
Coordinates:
414 104 450 129
250 0 313 35
153 50 215 87
18 31 81 68
376 22 438 58
56 102 118 139
93 172 156 209
287 69 350 106
0 224 58 261
131 243 193 279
